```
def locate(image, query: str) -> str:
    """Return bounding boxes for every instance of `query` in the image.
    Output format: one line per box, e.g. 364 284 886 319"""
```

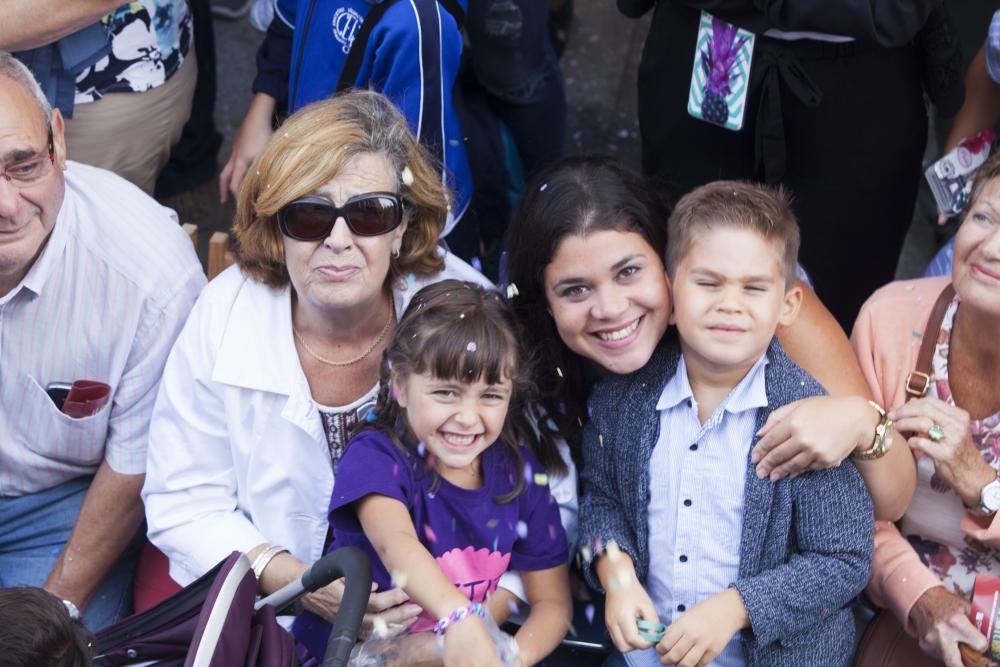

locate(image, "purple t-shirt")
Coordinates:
293 428 568 660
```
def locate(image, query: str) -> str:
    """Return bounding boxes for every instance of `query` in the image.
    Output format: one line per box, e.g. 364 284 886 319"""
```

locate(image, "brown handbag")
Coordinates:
852 283 979 667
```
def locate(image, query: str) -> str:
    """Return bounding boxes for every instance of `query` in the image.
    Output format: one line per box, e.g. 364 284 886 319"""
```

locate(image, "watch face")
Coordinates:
983 480 1000 512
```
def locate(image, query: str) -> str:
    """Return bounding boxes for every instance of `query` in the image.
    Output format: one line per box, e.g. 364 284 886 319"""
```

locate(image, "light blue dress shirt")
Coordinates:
628 353 769 667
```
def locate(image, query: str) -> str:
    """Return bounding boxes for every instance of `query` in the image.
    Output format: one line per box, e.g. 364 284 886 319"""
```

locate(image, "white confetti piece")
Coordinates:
401 166 414 186
467 341 477 352
516 521 528 538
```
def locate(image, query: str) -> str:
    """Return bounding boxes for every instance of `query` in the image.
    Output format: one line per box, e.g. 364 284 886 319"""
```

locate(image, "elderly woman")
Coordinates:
855 152 1000 666
142 90 488 629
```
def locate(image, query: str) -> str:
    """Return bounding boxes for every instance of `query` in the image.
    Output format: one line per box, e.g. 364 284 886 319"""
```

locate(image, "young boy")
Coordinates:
580 181 875 666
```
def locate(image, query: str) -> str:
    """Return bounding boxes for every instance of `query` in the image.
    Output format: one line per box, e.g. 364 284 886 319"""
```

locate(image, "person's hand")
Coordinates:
442 615 506 667
219 94 276 203
909 586 988 667
752 395 874 479
302 580 421 637
890 398 995 507
656 589 748 666
603 565 660 653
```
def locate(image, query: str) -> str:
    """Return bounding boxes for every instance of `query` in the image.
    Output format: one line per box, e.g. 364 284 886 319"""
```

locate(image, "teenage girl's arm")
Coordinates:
356 494 504 667
764 281 916 521
514 565 572 666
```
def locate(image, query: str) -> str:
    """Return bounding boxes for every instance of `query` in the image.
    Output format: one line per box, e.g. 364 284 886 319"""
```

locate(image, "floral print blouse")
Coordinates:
898 295 1000 596
75 0 192 103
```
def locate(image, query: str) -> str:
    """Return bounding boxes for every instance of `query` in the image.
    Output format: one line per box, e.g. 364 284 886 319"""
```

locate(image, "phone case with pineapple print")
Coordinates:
687 11 755 131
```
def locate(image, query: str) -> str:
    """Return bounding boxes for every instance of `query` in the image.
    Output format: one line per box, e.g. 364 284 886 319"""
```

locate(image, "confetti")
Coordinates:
392 463 399 477
467 341 477 352
407 273 417 287
912 330 922 338
417 441 426 457
599 434 604 447
580 545 593 563
471 257 483 272
540 183 548 192
584 604 595 624
505 282 520 299
372 616 389 638
606 540 621 562
534 472 549 486
423 524 438 542
516 521 528 539
459 313 465 319
391 570 409 588
366 410 377 423
401 166 414 187
523 462 533 483
487 519 499 528
492 536 499 552
556 366 563 378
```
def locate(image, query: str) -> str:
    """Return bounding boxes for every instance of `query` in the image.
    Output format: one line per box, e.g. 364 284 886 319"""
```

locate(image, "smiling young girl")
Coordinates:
294 280 571 666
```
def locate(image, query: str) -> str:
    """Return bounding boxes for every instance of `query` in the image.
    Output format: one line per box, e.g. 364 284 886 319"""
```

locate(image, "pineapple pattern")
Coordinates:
688 12 753 131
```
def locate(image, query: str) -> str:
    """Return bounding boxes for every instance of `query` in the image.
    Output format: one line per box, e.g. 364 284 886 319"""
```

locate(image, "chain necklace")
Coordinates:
293 308 394 367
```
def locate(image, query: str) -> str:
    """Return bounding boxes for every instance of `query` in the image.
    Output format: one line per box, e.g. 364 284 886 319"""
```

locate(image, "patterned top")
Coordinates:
316 384 379 469
899 295 1000 596
75 0 192 103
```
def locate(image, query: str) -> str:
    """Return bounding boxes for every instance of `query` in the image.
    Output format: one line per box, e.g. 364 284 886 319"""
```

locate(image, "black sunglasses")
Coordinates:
276 192 404 240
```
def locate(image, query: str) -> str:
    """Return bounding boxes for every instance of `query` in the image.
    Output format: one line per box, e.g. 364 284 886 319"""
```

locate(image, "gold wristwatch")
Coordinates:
852 400 893 461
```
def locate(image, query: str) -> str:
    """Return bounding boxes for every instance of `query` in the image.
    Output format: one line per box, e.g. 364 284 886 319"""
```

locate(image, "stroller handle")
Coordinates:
255 547 372 667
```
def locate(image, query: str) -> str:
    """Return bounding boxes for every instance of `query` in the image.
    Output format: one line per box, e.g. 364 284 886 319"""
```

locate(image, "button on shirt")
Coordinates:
646 353 769 667
0 162 205 496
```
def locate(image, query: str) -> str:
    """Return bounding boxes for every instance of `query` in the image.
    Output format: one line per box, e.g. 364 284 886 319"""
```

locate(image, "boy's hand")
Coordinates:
603 565 660 653
656 589 748 666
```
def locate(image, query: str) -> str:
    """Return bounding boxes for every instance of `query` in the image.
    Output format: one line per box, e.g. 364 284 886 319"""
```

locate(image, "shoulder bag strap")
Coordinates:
336 0 399 93
904 283 956 401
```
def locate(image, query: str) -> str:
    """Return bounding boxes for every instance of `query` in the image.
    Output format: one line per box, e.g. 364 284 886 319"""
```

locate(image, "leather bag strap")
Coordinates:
904 283 956 401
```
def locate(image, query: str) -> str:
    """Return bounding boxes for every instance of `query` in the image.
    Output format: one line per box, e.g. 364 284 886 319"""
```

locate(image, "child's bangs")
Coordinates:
413 317 514 386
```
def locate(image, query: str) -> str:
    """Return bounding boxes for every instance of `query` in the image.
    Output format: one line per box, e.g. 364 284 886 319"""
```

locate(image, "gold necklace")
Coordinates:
293 308 394 367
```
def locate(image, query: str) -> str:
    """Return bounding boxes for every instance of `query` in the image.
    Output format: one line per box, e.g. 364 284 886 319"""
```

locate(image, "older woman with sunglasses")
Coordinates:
142 90 488 632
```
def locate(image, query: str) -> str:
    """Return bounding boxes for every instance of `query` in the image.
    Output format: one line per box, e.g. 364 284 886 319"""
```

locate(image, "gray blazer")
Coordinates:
579 337 873 666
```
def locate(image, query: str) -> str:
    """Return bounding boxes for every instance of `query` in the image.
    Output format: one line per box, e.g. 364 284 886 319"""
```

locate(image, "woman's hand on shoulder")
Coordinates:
909 586 987 667
752 395 873 479
889 398 996 507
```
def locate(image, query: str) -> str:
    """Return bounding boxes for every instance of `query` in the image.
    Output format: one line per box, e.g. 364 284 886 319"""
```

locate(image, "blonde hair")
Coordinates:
233 90 448 287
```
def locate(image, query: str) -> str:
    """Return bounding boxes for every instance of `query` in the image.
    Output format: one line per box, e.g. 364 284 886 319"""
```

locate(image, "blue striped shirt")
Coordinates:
646 353 769 667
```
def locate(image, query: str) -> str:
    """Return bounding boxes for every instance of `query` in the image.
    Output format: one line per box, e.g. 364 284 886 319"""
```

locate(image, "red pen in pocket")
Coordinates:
61 380 111 419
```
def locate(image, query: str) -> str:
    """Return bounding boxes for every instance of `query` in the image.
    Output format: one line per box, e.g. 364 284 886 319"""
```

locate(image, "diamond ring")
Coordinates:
928 423 946 442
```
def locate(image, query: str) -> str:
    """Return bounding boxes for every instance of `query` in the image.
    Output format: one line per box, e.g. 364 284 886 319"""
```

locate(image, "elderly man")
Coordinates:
0 52 204 629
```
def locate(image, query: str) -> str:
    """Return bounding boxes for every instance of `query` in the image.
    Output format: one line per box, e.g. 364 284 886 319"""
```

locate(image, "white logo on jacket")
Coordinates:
332 7 364 54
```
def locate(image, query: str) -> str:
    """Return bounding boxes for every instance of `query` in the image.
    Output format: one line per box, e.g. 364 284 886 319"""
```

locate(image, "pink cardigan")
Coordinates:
851 277 1000 631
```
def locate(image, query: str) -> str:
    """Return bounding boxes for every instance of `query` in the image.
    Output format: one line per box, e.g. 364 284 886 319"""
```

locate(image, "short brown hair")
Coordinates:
233 90 448 288
666 181 800 287
0 588 93 667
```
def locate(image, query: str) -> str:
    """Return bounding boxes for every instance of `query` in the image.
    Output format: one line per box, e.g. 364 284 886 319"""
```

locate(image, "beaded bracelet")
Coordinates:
433 602 487 636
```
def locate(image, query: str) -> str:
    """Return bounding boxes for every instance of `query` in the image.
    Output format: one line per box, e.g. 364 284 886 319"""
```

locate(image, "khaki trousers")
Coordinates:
64 51 198 195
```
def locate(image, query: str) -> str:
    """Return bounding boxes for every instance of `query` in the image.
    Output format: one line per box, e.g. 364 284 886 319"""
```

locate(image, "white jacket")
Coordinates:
142 254 576 586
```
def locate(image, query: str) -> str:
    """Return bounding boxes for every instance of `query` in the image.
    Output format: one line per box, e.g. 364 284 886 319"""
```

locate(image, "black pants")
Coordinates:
637 5 928 330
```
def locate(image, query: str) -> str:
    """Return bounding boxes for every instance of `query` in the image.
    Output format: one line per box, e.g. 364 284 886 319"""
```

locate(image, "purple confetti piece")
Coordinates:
424 524 438 543
417 441 426 457
523 462 533 483
392 463 399 477
471 257 483 272
585 604 595 624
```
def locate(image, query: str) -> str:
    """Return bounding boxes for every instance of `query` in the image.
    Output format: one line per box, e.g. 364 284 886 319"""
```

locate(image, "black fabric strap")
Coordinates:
336 0 398 92
336 0 465 92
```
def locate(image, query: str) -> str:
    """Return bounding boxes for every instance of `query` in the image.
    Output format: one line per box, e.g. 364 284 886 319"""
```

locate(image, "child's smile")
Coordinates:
393 371 512 488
